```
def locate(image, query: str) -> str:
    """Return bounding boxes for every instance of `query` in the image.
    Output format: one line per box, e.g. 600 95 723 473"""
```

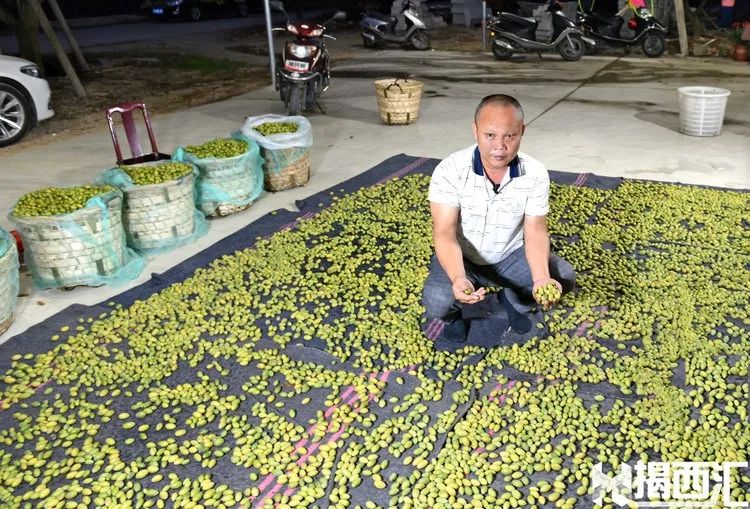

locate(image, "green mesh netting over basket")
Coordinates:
0 228 19 335
9 191 145 289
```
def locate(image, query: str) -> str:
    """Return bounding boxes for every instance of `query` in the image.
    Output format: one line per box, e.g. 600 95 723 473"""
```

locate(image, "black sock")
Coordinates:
500 292 531 334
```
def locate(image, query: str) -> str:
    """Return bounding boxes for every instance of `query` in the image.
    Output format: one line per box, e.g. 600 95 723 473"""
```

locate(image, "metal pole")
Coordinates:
263 0 276 88
482 1 487 51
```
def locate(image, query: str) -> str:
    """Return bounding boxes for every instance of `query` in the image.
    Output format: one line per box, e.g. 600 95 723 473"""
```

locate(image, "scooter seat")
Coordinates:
365 10 397 24
590 11 623 30
499 12 538 27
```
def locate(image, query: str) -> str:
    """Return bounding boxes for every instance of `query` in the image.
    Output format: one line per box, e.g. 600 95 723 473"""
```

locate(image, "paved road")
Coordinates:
0 12 291 55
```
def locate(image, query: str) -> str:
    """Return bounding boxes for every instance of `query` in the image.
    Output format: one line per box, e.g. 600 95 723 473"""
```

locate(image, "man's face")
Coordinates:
472 104 525 173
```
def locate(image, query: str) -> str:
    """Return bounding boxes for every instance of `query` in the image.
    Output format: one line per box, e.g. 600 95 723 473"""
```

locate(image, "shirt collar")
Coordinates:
472 146 523 178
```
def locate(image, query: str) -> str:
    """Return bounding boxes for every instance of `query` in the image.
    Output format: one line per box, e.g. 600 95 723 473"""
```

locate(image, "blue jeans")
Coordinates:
422 246 576 321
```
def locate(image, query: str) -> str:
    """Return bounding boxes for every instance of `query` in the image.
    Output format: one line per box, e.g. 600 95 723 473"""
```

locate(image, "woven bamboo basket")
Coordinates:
262 147 310 192
12 193 127 287
119 166 196 251
374 78 424 125
0 240 19 336
201 172 256 217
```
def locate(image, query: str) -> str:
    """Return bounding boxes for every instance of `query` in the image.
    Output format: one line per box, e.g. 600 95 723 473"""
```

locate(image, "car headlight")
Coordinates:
167 0 183 5
20 64 41 78
289 43 315 58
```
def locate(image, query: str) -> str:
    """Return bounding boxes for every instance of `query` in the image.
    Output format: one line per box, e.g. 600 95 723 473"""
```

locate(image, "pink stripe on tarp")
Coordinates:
255 367 405 507
425 318 443 339
258 474 276 493
374 157 430 186
428 321 445 340
578 173 590 186
255 483 282 508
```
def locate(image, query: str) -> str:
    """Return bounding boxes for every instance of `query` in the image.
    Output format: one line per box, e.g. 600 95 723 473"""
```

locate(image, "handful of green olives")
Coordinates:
533 281 562 311
185 138 248 159
13 185 116 217
122 162 192 186
253 122 299 136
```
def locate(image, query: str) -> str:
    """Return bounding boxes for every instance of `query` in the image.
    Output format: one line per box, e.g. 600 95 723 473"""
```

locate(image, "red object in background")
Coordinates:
105 102 171 166
9 230 23 254
628 18 637 29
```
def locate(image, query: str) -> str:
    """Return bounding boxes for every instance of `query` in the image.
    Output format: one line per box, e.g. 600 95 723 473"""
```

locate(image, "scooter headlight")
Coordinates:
289 43 315 58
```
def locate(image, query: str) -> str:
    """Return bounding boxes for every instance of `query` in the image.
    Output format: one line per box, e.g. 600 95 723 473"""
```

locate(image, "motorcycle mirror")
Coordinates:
324 10 346 25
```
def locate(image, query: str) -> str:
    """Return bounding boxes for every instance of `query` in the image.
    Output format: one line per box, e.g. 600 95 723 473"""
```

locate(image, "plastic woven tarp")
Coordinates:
0 228 19 327
173 134 265 216
241 114 313 178
8 190 145 289
97 164 209 257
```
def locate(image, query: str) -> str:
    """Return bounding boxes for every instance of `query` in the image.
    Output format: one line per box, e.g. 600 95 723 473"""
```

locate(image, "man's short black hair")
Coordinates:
474 94 524 123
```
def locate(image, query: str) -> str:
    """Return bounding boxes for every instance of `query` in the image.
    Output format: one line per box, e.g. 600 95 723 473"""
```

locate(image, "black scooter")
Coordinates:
576 3 667 57
360 0 430 50
487 0 593 61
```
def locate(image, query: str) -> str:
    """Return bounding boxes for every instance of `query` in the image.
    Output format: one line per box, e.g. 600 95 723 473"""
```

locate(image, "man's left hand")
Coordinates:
532 278 563 311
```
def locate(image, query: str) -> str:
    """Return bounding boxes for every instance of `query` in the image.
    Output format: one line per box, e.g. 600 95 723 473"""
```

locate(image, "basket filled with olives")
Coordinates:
9 185 143 289
96 161 204 254
0 228 19 335
241 115 313 192
174 135 264 217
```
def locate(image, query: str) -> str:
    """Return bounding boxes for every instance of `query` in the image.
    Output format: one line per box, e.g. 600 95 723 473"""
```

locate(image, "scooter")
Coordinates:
360 0 431 50
271 1 346 115
487 0 593 61
576 2 667 57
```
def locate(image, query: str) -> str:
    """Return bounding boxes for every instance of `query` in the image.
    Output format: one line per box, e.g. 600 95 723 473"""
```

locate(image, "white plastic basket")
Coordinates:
678 86 731 137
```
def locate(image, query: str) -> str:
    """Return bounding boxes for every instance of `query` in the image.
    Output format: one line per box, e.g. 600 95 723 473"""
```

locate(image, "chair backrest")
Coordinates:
105 102 163 165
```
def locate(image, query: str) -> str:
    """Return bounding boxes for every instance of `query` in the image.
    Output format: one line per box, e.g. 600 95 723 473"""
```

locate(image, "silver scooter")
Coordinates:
360 0 430 50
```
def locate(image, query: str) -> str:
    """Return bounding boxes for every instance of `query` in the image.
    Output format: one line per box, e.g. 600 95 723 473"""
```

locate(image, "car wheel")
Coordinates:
189 6 202 21
0 83 32 148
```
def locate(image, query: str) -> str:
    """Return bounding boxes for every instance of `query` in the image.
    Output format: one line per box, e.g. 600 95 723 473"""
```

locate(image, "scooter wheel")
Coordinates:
492 43 513 61
642 32 666 58
409 30 431 51
288 85 306 116
362 34 379 49
558 35 585 61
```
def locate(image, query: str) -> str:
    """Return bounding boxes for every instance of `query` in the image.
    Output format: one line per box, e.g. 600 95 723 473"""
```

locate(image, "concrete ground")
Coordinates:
1 49 749 345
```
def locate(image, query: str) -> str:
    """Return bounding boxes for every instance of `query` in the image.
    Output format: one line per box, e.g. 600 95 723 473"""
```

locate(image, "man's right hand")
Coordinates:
452 276 485 304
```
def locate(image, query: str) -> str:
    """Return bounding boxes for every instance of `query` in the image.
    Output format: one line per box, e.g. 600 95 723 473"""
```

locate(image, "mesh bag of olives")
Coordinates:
240 114 313 191
173 134 265 216
240 114 313 151
9 186 145 289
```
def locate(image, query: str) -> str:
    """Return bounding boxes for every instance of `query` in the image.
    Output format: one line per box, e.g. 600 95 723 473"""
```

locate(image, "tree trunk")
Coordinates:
16 0 43 70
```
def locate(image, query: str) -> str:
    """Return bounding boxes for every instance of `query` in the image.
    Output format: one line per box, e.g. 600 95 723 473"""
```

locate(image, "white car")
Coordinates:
0 55 54 147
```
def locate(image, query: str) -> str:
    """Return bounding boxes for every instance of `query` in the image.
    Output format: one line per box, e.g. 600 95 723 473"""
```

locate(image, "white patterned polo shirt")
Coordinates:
428 145 550 265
